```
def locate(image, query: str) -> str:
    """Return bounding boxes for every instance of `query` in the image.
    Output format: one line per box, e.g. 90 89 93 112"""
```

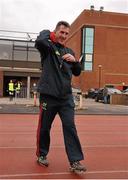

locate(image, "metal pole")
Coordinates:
79 93 83 109
98 65 102 88
27 76 30 99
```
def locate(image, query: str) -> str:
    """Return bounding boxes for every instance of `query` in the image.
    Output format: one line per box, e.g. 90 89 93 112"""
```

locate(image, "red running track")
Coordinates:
0 114 128 179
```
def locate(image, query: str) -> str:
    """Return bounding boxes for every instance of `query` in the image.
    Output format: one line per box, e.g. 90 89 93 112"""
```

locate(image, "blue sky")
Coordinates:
0 0 128 33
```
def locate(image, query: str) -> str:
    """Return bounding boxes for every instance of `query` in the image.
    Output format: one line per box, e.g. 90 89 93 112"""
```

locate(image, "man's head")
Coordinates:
54 21 70 45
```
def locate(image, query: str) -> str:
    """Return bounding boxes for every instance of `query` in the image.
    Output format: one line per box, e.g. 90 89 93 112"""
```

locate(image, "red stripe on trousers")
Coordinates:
36 104 43 157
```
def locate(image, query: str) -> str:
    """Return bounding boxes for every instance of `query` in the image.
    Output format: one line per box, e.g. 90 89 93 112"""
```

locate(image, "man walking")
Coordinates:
35 21 86 172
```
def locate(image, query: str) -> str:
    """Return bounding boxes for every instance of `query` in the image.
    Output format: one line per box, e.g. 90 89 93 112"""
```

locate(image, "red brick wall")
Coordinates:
66 10 128 91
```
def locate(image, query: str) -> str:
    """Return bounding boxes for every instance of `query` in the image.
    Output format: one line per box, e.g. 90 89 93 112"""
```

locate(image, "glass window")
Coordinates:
28 42 35 47
14 51 27 61
28 51 40 62
0 39 40 62
0 40 13 60
86 28 94 37
85 45 93 53
85 37 93 46
84 62 92 71
82 27 94 71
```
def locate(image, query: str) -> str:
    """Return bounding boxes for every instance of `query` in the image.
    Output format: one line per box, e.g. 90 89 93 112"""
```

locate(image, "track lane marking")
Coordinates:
0 170 128 178
0 144 128 148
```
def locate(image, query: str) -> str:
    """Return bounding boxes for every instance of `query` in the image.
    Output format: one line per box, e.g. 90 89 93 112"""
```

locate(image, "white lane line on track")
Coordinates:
0 144 128 149
0 170 128 178
0 132 128 135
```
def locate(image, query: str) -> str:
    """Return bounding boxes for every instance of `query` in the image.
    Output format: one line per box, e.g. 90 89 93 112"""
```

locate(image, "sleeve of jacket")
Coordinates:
68 48 82 76
35 30 51 55
72 62 82 76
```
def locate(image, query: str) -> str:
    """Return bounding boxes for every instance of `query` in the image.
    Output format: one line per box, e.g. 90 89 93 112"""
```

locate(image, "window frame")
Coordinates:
81 26 95 71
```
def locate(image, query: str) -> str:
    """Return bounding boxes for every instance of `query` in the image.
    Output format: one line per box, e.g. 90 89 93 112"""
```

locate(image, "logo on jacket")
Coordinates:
55 50 60 56
42 102 47 110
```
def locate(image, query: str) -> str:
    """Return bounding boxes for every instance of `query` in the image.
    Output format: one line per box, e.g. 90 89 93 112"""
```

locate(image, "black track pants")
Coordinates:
36 94 84 163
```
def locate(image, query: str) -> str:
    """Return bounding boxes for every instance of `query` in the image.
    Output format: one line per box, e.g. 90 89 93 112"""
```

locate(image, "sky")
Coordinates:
0 0 128 33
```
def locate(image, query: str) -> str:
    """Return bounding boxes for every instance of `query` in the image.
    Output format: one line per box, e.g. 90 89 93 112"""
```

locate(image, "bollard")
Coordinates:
77 92 83 109
79 93 83 109
33 92 37 106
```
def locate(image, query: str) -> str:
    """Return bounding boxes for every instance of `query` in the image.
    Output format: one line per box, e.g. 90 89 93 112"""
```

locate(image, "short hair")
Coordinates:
55 21 70 30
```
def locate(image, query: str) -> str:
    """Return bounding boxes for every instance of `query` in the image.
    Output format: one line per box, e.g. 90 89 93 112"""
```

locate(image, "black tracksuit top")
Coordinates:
35 30 81 99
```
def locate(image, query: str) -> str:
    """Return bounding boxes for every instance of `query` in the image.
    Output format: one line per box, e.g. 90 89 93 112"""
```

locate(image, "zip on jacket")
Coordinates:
35 30 81 99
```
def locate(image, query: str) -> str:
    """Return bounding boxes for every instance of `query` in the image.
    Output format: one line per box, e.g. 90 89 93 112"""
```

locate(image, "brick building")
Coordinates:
0 10 128 97
0 31 40 97
66 9 128 92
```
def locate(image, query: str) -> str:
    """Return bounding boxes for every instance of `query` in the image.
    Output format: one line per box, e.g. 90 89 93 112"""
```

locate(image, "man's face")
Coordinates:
54 25 70 45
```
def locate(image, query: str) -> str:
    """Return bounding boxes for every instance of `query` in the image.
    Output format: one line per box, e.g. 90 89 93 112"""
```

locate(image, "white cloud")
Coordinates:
0 0 128 33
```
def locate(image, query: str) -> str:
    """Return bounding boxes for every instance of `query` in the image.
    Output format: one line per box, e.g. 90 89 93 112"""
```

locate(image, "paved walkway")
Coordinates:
0 97 38 105
0 97 128 114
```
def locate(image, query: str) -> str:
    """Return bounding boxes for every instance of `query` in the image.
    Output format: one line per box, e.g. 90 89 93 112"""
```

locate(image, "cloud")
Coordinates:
105 0 128 12
0 0 128 32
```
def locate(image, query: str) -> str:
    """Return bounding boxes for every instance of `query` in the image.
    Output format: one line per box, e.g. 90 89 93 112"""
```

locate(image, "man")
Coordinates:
103 86 108 104
15 81 21 98
8 80 14 101
35 21 86 172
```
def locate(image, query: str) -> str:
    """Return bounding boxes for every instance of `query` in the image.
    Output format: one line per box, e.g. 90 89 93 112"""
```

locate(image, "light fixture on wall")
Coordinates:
98 65 102 88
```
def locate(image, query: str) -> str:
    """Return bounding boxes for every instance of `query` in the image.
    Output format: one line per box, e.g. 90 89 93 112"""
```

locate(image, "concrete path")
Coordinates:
0 97 128 115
